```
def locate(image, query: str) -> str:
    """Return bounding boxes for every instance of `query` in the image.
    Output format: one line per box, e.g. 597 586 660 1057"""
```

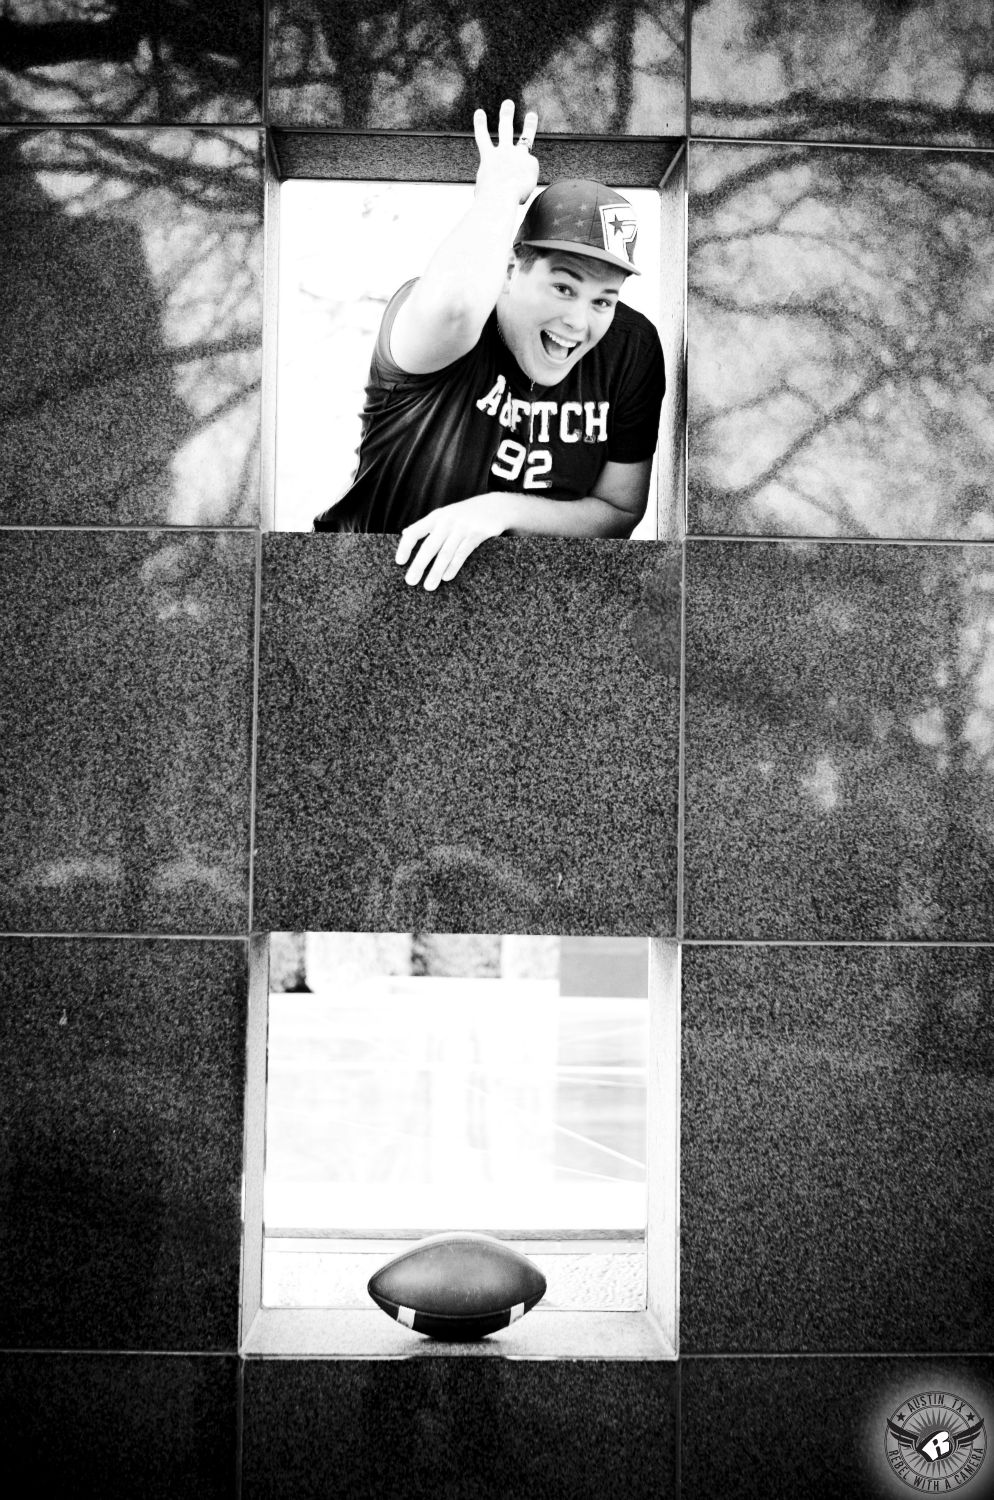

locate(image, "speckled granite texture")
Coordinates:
271 132 680 186
684 542 994 941
0 1353 238 1499
681 945 994 1353
0 939 247 1350
242 1358 676 1500
0 1 262 123
267 0 685 133
0 128 263 526
691 0 994 148
688 143 994 540
682 1357 994 1499
0 531 255 934
254 535 680 935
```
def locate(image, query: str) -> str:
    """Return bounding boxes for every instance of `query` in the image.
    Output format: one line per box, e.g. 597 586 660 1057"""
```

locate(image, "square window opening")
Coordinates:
241 933 679 1359
272 177 672 538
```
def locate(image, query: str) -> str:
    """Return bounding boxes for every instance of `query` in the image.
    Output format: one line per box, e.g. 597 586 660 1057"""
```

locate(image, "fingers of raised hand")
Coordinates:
518 109 538 151
496 98 516 147
472 107 491 155
474 101 538 154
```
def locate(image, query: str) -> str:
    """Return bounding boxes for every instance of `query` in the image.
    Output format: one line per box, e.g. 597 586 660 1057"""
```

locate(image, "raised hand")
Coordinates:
472 99 539 206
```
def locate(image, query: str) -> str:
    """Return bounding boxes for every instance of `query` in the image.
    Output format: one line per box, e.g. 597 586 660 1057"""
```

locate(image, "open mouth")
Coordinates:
540 329 580 362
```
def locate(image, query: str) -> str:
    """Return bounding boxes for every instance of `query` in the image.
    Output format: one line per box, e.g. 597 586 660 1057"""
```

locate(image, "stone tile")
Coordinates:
0 531 255 934
683 542 994 941
0 127 263 526
681 946 994 1353
0 1353 237 1499
682 1357 994 1499
243 1359 676 1500
254 536 681 935
0 939 247 1350
268 0 684 133
0 2 261 123
691 0 994 148
688 143 994 540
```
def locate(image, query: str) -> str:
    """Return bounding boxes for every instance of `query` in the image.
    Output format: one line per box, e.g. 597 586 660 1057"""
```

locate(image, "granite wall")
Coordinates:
2 2 992 1497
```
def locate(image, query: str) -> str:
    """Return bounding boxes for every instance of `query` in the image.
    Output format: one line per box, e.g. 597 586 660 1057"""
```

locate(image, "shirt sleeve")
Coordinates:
371 276 491 390
367 279 418 389
606 316 666 465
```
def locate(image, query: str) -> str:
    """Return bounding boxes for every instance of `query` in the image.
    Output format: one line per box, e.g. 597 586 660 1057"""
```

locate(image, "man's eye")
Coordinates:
553 284 574 296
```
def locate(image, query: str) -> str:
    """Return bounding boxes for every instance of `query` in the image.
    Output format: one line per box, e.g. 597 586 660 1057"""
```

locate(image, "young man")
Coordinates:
313 100 665 591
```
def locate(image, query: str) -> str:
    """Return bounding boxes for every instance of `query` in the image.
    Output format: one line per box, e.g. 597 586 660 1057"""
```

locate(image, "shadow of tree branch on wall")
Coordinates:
0 119 259 926
0 127 262 526
0 0 262 121
276 0 684 133
692 0 994 147
689 145 994 538
0 0 684 131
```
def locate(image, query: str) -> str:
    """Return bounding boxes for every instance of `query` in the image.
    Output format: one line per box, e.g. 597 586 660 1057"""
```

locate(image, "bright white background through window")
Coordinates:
264 934 649 1311
275 182 663 534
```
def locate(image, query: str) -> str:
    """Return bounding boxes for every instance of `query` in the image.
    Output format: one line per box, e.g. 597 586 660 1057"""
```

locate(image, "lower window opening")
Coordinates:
263 932 649 1314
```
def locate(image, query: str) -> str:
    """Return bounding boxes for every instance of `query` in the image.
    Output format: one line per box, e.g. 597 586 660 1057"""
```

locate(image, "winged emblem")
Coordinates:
887 1416 986 1461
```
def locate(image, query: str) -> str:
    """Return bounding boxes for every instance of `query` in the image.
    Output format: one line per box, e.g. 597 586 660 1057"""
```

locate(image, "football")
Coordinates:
367 1232 547 1340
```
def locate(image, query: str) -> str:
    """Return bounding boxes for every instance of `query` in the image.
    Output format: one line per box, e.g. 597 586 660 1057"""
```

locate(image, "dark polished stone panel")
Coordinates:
268 0 684 133
681 946 994 1353
0 127 263 526
0 1 261 123
272 130 680 186
691 0 994 148
0 532 255 934
243 1359 676 1500
255 536 680 935
682 1358 994 1499
684 542 994 941
688 143 994 540
0 1353 237 1499
0 939 246 1350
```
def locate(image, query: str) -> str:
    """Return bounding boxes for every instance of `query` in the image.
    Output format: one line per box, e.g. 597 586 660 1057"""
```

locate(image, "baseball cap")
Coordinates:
514 178 641 276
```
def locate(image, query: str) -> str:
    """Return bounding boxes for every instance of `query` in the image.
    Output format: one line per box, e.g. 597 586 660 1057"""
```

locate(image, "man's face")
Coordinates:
497 250 627 387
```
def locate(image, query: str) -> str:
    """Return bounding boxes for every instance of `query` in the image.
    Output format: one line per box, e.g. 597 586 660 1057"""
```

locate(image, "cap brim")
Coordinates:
516 237 640 276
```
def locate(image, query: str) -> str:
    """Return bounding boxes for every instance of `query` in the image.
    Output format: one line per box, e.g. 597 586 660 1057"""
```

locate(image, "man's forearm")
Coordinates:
410 186 528 337
401 103 538 349
395 465 652 589
496 490 641 540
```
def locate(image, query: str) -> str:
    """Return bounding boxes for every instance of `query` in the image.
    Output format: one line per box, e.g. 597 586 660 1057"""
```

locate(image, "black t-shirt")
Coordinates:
314 280 665 534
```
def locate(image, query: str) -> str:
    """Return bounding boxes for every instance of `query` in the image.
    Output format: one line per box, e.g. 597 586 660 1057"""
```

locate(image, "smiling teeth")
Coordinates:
545 331 577 351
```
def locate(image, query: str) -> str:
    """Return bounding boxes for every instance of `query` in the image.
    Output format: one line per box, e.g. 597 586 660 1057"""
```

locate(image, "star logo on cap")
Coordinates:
599 202 639 265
